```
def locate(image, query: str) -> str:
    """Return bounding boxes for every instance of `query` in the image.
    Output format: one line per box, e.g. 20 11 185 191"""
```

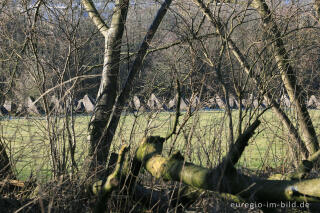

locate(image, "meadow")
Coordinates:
1 109 320 181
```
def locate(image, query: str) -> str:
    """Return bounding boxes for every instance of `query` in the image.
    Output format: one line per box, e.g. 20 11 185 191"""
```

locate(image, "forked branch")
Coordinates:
81 0 109 36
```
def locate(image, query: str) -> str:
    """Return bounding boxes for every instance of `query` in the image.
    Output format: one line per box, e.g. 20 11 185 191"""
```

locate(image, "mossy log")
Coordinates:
135 136 320 203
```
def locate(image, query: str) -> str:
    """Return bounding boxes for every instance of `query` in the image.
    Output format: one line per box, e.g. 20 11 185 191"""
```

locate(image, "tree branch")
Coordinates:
92 145 129 213
81 0 109 37
134 136 320 203
103 144 201 212
223 119 261 167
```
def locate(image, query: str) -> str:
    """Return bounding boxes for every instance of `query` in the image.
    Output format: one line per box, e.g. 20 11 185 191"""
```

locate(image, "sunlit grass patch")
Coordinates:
1 109 316 180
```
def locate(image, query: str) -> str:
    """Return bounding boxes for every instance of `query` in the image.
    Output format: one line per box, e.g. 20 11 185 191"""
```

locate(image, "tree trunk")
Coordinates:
252 0 319 155
93 0 173 169
83 0 172 173
82 0 129 170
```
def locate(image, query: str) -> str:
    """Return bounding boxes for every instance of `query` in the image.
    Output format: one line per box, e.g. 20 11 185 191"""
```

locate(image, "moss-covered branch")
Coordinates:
92 145 128 213
135 136 320 203
287 149 320 180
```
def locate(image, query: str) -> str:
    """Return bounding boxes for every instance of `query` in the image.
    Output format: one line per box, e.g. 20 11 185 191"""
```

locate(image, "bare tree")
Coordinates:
82 0 173 174
82 0 130 171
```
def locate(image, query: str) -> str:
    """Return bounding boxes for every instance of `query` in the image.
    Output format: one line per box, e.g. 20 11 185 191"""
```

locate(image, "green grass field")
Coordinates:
1 109 320 181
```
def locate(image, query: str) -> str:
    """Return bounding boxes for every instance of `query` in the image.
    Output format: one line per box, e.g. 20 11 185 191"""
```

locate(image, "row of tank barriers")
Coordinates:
1 94 320 117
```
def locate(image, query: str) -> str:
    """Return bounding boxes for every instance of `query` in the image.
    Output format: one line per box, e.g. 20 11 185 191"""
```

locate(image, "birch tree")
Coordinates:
81 0 173 173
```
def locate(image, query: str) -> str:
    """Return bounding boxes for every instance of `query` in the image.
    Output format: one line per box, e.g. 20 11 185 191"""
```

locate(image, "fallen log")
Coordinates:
91 120 320 211
0 179 25 193
134 134 320 204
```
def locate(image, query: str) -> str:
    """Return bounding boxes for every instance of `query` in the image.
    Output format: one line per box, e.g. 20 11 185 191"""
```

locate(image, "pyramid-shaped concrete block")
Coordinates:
50 95 64 113
205 97 218 109
26 96 43 115
147 93 165 110
215 95 225 109
307 95 320 109
82 94 95 113
3 100 17 113
75 99 85 113
190 96 200 109
228 96 238 109
168 94 188 110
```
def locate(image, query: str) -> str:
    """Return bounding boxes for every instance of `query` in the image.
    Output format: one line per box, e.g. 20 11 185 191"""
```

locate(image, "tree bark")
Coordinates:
81 0 109 37
82 0 172 173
